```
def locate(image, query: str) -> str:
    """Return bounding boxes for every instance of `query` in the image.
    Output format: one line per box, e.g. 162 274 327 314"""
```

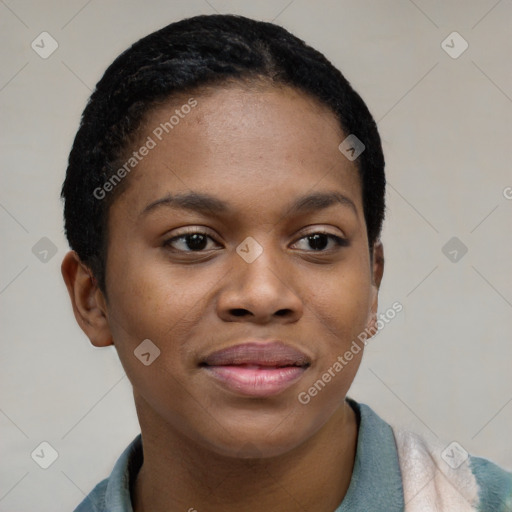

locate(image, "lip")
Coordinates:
201 341 310 397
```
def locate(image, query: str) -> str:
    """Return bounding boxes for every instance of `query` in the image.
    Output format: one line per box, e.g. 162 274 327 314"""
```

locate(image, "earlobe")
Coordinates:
61 250 113 347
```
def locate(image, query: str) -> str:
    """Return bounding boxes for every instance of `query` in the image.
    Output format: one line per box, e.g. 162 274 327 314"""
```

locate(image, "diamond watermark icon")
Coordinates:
236 236 263 263
441 441 469 469
31 32 59 59
31 441 59 469
441 31 468 59
338 134 365 161
442 236 468 263
32 237 58 263
134 339 161 366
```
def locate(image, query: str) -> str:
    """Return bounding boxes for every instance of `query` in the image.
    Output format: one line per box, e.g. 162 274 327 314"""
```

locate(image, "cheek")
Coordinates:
300 255 372 403
104 272 198 417
107 249 194 325
104 253 223 372
308 265 373 345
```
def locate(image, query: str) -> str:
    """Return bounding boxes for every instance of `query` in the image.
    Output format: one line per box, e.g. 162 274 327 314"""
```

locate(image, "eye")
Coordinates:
163 231 220 252
292 232 348 252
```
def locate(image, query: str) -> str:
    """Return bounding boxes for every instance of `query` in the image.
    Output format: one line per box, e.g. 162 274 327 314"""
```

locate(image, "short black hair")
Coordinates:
61 14 385 293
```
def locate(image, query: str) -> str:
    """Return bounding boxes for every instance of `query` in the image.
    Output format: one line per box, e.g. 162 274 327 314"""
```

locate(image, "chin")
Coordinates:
196 418 316 460
211 437 304 460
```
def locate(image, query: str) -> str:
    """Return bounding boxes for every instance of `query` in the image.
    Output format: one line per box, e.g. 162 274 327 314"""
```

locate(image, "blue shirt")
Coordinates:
74 399 512 511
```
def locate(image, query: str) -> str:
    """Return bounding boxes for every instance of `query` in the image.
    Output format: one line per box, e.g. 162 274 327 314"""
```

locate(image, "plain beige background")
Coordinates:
1 1 511 510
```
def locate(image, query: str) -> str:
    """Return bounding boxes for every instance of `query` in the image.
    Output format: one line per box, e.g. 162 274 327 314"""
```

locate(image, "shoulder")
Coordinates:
73 478 108 511
392 428 512 512
469 454 512 512
72 434 143 512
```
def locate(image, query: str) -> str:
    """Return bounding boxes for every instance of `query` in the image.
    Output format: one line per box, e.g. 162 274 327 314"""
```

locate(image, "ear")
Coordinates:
61 250 113 347
367 241 385 331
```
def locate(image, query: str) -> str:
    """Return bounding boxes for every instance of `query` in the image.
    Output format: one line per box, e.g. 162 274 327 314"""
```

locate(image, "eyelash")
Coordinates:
162 229 348 254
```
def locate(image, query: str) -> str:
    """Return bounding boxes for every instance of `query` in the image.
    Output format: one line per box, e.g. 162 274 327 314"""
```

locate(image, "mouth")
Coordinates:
200 341 311 397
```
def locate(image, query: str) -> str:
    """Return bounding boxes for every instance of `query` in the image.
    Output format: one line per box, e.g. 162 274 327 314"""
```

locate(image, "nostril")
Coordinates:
275 309 291 317
230 308 249 317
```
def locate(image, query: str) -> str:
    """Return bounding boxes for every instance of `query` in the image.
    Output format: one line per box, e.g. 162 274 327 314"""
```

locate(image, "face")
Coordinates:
96 84 381 458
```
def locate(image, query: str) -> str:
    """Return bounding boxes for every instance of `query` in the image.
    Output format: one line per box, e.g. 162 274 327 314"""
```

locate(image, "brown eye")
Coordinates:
163 232 218 252
292 232 348 251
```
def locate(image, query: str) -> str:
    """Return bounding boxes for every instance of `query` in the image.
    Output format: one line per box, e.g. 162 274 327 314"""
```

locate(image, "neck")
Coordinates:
132 400 358 512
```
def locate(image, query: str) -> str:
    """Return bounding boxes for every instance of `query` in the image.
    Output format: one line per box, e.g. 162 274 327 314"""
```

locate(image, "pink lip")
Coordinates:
201 341 310 397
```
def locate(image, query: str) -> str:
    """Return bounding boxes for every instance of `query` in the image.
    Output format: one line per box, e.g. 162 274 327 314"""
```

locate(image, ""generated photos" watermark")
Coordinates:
93 98 197 200
298 301 403 404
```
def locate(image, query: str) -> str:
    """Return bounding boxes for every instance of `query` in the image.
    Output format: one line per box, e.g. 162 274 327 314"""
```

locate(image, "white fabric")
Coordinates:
393 429 480 512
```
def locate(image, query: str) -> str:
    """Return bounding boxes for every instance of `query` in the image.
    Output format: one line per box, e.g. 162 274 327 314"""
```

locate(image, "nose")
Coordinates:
216 248 303 324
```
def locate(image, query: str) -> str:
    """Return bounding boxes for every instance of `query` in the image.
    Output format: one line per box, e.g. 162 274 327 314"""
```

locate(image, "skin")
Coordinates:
62 83 384 512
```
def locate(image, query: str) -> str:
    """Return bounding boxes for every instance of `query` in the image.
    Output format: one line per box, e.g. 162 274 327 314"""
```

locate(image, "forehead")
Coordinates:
112 84 362 220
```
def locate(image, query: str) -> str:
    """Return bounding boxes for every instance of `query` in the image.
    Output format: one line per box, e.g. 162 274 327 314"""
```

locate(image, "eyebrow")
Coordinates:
140 190 357 218
287 191 357 217
141 192 228 217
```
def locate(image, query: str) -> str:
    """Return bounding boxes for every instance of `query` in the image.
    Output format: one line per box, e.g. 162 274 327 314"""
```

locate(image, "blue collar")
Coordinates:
335 399 404 511
76 399 404 511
